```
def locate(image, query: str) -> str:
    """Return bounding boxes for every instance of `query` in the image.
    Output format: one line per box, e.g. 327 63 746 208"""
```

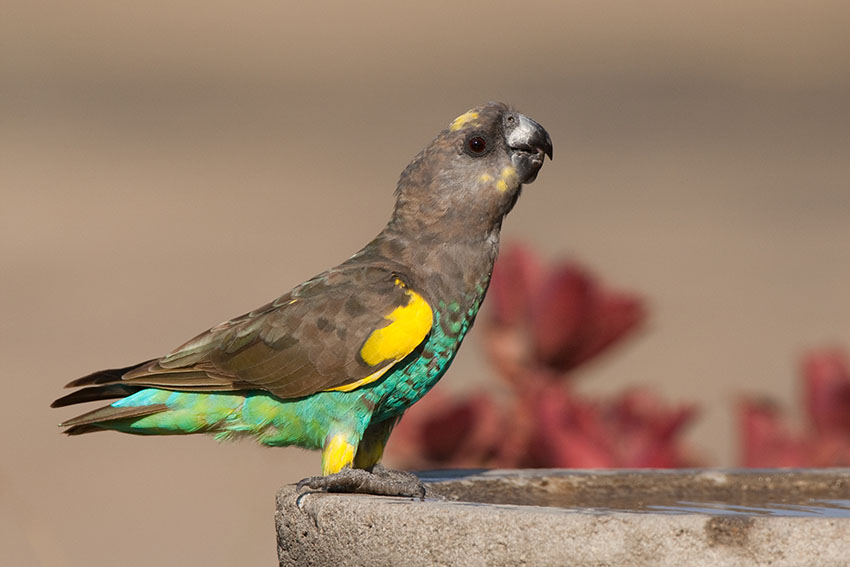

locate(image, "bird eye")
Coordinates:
466 136 487 155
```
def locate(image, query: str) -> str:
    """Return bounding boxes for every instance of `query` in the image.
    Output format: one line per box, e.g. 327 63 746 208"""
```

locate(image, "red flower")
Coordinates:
530 385 699 468
804 349 850 438
739 348 850 467
388 390 505 469
485 244 646 379
738 399 806 467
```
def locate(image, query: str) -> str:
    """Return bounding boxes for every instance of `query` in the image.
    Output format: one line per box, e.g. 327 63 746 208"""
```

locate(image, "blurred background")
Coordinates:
3 1 849 565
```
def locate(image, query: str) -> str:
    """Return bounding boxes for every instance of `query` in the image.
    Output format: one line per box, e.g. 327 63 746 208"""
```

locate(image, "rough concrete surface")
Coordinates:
277 469 850 567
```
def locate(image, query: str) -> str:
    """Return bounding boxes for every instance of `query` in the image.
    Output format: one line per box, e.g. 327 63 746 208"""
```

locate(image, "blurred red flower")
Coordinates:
485 245 646 382
739 348 850 467
528 385 699 468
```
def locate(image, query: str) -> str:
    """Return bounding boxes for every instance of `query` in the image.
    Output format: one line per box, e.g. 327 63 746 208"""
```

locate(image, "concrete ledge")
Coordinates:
276 469 850 567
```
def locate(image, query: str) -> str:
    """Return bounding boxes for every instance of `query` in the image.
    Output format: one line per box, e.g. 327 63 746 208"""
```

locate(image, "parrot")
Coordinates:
52 101 552 496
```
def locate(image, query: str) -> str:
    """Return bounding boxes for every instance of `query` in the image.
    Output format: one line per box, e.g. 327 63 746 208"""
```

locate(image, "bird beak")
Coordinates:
506 113 553 184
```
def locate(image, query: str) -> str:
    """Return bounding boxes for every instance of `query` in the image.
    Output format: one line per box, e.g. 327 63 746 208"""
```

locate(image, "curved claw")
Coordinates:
295 466 426 499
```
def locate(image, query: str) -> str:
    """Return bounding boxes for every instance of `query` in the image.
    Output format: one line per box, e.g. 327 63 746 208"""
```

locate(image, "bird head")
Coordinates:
392 102 553 236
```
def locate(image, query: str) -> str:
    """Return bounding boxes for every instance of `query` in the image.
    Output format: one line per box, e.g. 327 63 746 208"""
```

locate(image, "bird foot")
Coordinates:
296 464 426 499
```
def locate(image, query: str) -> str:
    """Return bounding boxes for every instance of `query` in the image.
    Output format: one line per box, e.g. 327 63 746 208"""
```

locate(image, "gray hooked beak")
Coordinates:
505 113 553 184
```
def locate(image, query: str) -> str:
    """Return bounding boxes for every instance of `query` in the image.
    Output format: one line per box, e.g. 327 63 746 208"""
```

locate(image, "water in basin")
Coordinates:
424 469 850 518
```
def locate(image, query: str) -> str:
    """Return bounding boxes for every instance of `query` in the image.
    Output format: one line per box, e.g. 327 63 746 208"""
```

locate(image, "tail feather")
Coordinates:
55 362 246 437
51 384 143 408
53 361 161 434
64 360 156 388
64 424 110 436
59 403 168 434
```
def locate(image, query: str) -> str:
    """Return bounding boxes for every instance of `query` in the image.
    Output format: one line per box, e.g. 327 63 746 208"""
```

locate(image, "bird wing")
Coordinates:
62 266 434 401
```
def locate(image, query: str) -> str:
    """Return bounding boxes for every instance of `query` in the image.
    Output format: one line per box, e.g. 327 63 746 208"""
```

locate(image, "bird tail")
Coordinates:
53 362 267 439
52 360 168 435
58 403 169 435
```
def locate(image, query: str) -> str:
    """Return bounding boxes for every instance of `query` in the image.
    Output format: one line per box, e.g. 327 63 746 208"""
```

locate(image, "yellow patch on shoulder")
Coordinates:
450 111 480 131
359 280 433 367
323 434 356 475
479 173 493 183
325 362 395 393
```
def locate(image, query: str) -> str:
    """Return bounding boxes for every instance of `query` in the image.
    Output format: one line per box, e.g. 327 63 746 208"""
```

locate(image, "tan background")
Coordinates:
3 2 849 565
